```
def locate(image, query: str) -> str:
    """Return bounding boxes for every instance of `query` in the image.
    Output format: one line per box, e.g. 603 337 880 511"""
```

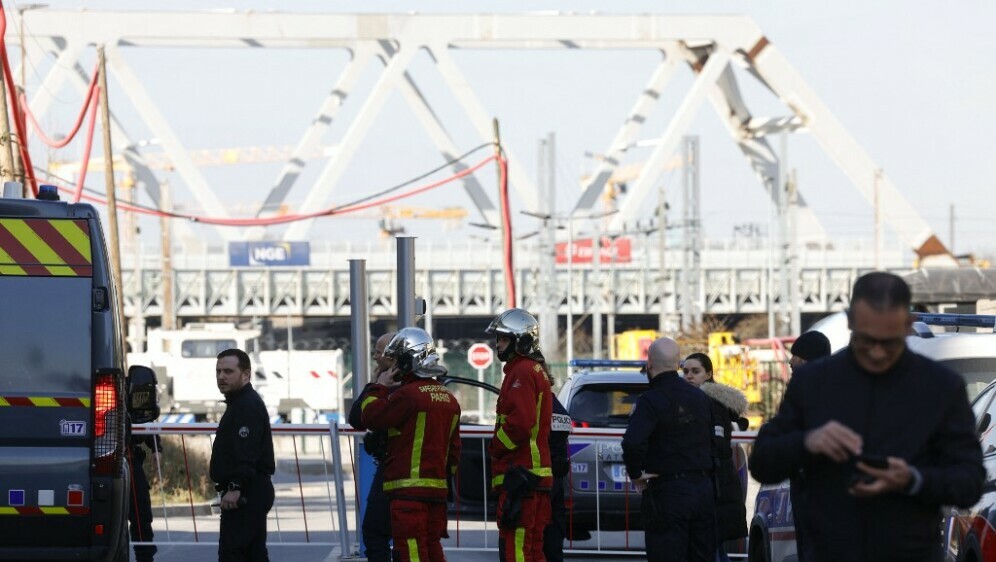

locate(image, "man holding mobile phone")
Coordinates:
751 272 984 562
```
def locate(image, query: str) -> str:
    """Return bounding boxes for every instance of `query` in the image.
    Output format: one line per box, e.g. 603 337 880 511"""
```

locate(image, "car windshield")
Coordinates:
939 357 996 402
181 339 238 358
569 383 645 427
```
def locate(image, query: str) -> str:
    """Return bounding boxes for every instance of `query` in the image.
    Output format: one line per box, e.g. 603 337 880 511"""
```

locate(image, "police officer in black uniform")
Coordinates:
622 337 716 562
210 348 276 562
348 332 396 562
128 430 161 562
543 387 572 562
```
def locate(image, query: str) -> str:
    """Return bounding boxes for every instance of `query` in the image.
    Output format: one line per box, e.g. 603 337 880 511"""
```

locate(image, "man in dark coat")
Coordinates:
751 272 984 562
623 337 716 562
787 329 832 562
210 348 276 562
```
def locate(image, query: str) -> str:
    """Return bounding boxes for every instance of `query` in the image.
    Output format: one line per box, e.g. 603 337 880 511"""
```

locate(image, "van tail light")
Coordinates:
93 371 123 475
572 421 591 428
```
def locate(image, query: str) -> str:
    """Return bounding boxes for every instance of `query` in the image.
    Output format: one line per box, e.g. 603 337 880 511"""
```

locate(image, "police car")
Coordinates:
748 313 996 562
559 359 750 544
557 360 647 539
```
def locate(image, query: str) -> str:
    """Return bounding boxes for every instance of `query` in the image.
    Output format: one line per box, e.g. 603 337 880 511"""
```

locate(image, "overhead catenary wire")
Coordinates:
34 148 500 227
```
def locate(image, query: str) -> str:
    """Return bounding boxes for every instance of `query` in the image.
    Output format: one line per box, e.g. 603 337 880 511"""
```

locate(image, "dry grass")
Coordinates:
138 435 216 504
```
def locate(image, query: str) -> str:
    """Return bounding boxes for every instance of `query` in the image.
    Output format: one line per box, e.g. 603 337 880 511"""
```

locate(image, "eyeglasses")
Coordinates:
850 331 906 351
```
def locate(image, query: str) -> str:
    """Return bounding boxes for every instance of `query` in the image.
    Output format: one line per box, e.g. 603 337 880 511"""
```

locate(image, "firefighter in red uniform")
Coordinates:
486 308 554 562
360 327 462 562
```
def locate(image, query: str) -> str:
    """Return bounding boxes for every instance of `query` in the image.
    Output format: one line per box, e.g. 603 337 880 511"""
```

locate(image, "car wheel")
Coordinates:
748 525 770 562
567 523 592 542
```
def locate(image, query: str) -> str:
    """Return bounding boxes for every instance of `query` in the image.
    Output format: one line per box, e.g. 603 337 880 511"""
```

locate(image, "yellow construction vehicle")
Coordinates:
611 329 659 360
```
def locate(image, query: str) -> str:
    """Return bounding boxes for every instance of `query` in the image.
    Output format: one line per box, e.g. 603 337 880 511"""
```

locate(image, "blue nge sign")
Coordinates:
229 242 311 267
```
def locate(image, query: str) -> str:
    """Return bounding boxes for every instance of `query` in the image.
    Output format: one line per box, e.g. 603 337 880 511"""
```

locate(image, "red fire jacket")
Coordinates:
489 355 553 489
361 375 462 500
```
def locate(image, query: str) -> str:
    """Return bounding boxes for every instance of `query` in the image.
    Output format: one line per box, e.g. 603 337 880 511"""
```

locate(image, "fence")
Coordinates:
132 423 760 558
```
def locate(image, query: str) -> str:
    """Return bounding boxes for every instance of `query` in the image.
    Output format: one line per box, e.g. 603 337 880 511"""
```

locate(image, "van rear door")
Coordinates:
0 217 94 549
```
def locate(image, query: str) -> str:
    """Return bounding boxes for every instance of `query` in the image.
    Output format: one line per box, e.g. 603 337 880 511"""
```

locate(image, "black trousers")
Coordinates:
363 466 394 562
643 476 716 562
543 476 566 562
128 447 157 562
219 476 275 562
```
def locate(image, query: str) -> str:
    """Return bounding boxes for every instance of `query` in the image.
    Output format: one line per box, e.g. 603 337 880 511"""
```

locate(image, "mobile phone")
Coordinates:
855 454 889 469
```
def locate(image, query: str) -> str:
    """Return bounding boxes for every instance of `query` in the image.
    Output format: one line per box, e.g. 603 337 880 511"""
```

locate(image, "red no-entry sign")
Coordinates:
467 343 494 370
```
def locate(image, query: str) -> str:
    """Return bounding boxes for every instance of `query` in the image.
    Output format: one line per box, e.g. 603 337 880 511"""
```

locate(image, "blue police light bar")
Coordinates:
912 313 996 330
569 359 645 369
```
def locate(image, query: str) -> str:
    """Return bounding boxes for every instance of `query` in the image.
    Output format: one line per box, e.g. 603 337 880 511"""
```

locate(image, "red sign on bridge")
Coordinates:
554 236 632 264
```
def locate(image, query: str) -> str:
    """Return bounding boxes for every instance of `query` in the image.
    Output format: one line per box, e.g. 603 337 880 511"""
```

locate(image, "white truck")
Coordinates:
127 323 345 420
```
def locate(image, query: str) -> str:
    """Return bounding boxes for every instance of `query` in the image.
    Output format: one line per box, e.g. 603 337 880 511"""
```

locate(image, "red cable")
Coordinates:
54 153 498 227
19 64 99 148
497 155 516 307
71 86 100 203
0 4 37 196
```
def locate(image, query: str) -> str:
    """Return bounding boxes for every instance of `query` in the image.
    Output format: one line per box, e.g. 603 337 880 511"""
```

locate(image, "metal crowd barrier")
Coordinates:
132 422 759 558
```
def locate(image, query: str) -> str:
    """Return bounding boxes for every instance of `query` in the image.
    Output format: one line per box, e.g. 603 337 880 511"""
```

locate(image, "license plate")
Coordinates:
609 464 629 483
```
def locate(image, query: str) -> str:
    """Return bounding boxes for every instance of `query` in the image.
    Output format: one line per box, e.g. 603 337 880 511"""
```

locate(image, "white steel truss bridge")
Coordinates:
10 9 950 264
120 240 901 321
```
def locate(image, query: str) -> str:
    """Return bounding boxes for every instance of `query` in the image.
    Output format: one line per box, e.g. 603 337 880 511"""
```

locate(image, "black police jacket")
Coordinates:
622 371 714 480
750 348 984 562
210 383 275 491
550 396 571 479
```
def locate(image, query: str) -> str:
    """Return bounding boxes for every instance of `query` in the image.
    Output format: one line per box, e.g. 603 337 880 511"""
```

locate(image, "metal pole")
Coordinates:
98 46 127 354
658 185 667 334
566 215 574 365
348 259 369 552
539 134 559 364
160 181 174 330
329 421 353 558
688 137 702 328
607 234 616 357
788 169 801 336
592 219 602 359
396 236 416 328
778 132 790 336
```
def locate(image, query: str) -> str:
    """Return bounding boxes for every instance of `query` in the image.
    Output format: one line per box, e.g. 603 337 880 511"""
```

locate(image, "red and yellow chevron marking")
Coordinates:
0 507 89 516
0 218 92 277
0 396 91 407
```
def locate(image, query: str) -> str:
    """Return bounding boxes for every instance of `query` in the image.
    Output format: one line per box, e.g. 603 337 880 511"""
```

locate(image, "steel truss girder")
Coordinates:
121 264 866 320
10 11 944 257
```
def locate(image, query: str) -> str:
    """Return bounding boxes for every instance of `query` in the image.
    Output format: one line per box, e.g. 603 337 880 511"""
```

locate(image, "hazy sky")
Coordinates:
11 0 996 259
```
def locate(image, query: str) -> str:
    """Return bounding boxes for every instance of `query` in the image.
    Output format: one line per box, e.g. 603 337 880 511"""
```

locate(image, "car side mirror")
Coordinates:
127 365 161 424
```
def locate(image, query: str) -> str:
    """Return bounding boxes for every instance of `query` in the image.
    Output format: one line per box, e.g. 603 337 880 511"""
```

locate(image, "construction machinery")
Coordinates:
610 329 659 361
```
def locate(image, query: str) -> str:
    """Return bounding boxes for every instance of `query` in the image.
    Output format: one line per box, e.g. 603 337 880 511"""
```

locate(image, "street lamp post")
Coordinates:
566 214 575 364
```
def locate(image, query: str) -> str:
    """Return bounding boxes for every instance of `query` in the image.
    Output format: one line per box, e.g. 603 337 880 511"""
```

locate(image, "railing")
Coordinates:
132 423 760 558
